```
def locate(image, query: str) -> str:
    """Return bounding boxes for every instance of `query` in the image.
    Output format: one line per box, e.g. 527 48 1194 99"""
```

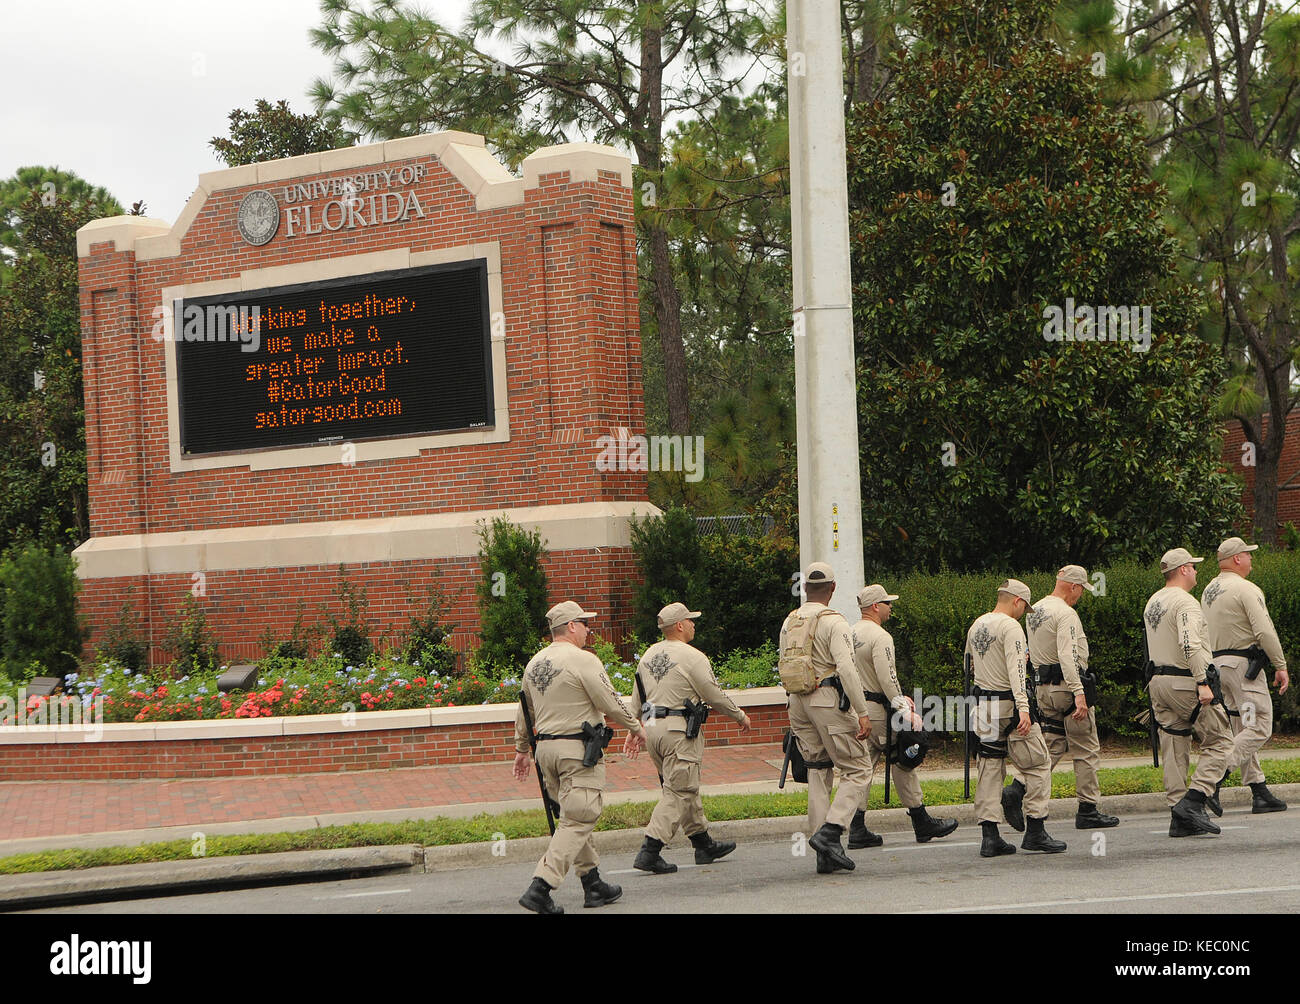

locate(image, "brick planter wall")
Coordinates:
0 690 789 781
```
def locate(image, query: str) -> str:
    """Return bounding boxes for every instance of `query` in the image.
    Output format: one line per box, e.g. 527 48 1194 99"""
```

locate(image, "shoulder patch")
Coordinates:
970 622 996 657
1145 599 1166 631
1202 580 1223 609
1026 607 1049 633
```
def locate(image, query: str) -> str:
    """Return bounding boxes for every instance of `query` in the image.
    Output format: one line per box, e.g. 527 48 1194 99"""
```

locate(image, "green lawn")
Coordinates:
2 759 1295 875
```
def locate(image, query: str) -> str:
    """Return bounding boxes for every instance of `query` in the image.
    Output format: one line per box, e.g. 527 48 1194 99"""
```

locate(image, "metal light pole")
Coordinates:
788 0 865 622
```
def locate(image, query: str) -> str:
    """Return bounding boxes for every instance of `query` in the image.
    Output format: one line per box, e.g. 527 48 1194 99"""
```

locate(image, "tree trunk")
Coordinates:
638 11 690 434
1253 362 1289 546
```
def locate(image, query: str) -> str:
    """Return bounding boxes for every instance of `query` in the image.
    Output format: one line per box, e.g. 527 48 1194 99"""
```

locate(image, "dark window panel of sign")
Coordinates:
174 260 493 456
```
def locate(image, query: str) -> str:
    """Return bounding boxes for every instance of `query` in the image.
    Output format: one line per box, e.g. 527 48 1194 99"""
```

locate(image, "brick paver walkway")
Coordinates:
0 742 784 841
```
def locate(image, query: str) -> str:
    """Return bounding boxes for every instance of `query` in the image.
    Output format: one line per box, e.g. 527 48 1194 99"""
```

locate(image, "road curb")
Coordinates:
0 844 424 911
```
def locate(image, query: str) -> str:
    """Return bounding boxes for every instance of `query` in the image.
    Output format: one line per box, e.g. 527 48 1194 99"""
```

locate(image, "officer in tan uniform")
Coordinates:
846 584 959 847
1202 537 1291 813
779 561 874 874
967 579 1066 857
1005 565 1118 830
631 602 753 874
1143 549 1234 837
513 601 649 914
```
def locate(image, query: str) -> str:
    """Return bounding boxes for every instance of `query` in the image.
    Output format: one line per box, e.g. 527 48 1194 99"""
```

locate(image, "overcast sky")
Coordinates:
0 0 474 221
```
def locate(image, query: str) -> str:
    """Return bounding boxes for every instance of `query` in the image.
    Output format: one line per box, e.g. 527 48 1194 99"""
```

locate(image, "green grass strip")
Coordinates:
2 759 1296 876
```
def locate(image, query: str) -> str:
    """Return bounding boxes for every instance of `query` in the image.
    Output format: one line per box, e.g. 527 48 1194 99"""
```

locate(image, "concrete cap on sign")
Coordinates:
805 562 836 585
546 601 598 630
1217 537 1259 561
1159 548 1203 574
657 602 702 629
998 579 1032 604
857 584 899 607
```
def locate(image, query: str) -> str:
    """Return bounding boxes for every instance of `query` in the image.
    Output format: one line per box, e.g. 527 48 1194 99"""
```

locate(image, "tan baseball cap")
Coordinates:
805 561 836 585
857 584 899 607
1159 548 1203 574
546 600 598 630
1217 537 1259 561
998 579 1032 604
658 602 702 629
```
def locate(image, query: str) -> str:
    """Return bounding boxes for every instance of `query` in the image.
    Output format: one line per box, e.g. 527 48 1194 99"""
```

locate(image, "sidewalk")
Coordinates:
3 742 1298 858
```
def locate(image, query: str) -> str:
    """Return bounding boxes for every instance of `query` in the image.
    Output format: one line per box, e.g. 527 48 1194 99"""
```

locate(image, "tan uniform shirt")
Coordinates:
635 639 744 728
778 601 868 716
1201 571 1287 672
513 641 640 754
966 611 1030 714
850 619 911 714
1143 586 1211 684
1026 594 1087 696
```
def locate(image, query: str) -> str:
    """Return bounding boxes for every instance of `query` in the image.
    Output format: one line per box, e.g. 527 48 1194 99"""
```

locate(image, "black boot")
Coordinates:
1075 801 1119 829
1021 816 1067 853
579 867 623 908
979 820 1016 857
815 851 834 873
1001 779 1026 832
808 823 855 872
633 835 677 874
518 876 563 914
1168 810 1200 837
689 830 737 864
908 805 959 843
1207 769 1229 817
1250 782 1287 813
1171 790 1220 835
848 809 883 848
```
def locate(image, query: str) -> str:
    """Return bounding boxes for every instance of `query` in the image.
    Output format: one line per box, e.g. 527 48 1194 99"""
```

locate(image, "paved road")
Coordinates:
29 805 1299 914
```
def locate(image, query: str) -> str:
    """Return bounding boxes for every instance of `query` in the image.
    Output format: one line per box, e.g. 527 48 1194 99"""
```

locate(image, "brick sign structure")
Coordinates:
74 132 655 663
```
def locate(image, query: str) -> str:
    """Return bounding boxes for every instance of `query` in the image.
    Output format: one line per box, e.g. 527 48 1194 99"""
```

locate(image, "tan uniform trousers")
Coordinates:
973 699 1051 824
644 728 708 843
533 739 602 889
857 703 922 810
1009 685 1102 804
1147 675 1234 807
1217 654 1272 786
788 688 873 833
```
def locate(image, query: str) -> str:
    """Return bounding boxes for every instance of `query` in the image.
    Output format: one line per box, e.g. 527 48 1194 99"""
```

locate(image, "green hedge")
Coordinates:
882 553 1300 736
630 507 799 654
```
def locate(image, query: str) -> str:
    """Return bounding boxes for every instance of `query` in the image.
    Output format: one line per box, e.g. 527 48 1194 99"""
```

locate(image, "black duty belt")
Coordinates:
818 677 842 690
863 690 889 705
972 687 1015 700
645 707 690 719
1213 648 1259 659
1149 666 1193 678
1036 663 1064 685
1040 716 1068 736
536 732 586 742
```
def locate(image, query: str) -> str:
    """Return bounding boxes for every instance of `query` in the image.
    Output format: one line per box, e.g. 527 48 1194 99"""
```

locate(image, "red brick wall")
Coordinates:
1221 415 1300 534
0 703 789 780
76 144 647 658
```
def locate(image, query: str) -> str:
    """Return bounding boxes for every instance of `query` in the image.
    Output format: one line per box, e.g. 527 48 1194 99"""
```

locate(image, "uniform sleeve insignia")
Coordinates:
527 658 561 695
646 649 675 683
970 623 995 656
1145 600 1166 631
1203 581 1223 608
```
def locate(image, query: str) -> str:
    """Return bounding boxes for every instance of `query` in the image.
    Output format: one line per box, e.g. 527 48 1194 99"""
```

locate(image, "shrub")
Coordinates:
95 591 149 674
259 602 311 661
161 594 220 676
630 507 799 654
402 583 457 675
321 566 373 666
0 542 86 682
475 516 549 673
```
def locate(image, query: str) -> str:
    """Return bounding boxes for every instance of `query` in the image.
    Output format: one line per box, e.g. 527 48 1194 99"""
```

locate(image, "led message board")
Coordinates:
175 261 493 456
